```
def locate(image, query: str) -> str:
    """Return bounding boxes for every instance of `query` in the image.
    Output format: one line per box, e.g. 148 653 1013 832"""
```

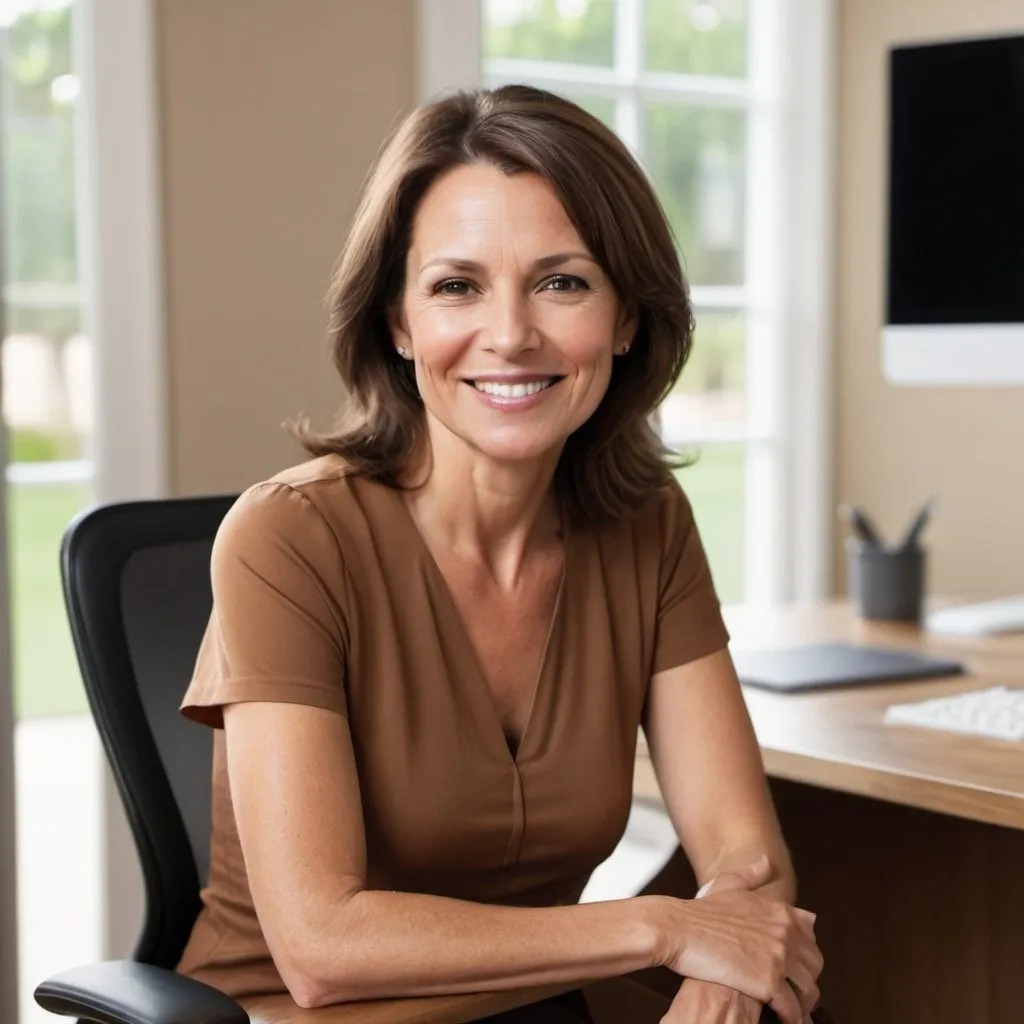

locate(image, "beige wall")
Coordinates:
157 0 417 496
837 0 1024 599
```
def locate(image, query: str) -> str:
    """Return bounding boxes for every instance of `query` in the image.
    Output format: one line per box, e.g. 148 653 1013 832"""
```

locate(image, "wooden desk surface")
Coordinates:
637 601 1024 831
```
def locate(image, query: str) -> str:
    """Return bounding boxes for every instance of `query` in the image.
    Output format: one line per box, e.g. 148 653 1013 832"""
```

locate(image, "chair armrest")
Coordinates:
241 982 578 1023
34 959 248 1024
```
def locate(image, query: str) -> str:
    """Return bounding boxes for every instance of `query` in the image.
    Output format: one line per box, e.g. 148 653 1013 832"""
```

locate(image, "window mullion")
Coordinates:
742 0 786 603
612 0 642 152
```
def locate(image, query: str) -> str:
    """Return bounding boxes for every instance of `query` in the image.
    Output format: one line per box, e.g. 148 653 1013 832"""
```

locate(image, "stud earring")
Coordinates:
621 342 631 355
397 346 408 357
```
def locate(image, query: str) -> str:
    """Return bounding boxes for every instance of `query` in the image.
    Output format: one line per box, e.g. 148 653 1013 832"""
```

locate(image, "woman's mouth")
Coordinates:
470 377 561 398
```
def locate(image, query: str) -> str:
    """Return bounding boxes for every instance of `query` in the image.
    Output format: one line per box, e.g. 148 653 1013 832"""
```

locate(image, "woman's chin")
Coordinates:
465 434 565 468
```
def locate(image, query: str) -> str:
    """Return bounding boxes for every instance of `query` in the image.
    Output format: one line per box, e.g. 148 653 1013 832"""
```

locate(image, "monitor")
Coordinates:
883 32 1024 385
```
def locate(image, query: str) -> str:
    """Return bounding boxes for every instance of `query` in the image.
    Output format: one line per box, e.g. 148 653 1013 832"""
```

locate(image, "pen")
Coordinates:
897 496 937 551
838 504 885 548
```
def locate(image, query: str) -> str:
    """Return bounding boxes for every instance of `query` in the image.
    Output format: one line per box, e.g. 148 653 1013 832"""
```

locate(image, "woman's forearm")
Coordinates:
292 890 665 1008
701 838 797 904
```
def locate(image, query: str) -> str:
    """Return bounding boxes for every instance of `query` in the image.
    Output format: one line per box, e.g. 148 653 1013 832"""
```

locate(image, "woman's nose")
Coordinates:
484 290 539 356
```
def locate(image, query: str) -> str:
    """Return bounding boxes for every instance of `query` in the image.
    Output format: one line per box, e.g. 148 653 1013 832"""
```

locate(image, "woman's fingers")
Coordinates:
784 962 820 1015
768 977 804 1024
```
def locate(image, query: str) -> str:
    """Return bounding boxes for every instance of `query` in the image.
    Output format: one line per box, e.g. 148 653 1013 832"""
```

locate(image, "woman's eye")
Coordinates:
433 278 472 296
543 274 588 292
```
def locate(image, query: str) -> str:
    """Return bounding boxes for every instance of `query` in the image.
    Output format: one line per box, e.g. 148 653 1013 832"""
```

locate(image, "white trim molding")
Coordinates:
76 0 168 962
417 0 482 101
780 0 837 601
76 0 169 506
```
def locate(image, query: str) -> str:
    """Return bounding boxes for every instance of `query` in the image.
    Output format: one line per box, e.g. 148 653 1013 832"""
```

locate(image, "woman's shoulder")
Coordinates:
588 476 694 549
216 455 394 560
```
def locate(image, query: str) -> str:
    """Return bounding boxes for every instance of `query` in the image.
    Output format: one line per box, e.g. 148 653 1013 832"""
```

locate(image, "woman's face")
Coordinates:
391 163 635 470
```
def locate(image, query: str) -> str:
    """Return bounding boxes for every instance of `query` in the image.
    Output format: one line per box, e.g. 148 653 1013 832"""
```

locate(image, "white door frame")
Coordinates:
76 0 169 959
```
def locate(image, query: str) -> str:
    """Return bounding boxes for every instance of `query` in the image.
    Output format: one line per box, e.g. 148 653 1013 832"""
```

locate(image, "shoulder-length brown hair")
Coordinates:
297 84 694 525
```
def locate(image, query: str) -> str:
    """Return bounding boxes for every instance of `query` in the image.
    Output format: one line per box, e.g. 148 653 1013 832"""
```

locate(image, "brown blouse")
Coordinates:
176 454 729 999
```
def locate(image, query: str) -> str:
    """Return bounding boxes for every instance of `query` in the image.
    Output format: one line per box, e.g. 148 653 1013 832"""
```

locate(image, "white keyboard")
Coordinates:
885 686 1024 742
927 595 1024 637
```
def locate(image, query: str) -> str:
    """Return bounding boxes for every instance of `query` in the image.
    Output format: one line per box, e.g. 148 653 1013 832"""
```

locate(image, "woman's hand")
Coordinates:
661 979 763 1024
661 856 804 1022
648 855 823 1024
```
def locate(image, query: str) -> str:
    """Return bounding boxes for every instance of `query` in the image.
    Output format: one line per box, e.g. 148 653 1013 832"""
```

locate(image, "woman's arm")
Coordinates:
225 700 664 1009
644 648 825 1020
225 696 817 1021
642 648 796 904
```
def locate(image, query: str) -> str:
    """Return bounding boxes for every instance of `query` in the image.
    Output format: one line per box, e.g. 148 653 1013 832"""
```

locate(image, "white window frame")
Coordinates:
418 0 835 604
0 0 168 995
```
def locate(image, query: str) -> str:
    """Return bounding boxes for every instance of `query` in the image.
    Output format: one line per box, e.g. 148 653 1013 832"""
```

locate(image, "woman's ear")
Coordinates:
617 303 639 354
387 304 413 358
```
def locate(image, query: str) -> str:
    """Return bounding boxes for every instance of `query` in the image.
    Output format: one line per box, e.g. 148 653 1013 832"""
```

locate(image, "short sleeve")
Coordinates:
650 481 730 675
180 482 351 728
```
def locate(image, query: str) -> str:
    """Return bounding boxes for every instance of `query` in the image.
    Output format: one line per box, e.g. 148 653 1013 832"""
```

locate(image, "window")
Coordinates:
1 0 92 721
424 0 834 604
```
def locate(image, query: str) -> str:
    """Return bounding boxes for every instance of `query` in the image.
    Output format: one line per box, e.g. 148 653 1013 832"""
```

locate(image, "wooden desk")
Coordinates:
634 602 1024 1024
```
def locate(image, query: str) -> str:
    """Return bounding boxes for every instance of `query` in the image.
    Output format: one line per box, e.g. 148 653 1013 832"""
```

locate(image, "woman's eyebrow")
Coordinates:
419 251 599 274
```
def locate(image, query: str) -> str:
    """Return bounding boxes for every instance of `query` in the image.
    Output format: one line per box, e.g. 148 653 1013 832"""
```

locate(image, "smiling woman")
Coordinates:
296 84 694 527
175 85 824 1024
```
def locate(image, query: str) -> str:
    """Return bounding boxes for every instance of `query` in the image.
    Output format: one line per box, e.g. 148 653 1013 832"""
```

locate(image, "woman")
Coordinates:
177 85 824 1024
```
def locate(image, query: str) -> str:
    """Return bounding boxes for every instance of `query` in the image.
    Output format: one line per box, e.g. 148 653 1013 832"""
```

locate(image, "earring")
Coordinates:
397 346 408 357
621 342 631 355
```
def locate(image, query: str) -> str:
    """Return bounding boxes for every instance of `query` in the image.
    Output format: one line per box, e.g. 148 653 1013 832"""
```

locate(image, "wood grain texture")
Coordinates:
638 602 1024 830
771 779 1024 1024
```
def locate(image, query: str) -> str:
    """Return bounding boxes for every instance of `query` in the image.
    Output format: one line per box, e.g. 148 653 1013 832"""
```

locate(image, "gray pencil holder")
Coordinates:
846 540 926 623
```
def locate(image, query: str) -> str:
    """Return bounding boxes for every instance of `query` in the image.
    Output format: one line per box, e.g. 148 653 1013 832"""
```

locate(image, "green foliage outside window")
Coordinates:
484 0 615 66
644 0 747 78
1 6 80 340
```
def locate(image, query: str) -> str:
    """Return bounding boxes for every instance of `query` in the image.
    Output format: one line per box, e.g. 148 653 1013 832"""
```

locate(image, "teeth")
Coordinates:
473 379 554 398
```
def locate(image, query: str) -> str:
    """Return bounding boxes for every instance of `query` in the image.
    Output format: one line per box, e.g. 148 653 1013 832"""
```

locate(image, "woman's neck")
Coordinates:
400 436 563 586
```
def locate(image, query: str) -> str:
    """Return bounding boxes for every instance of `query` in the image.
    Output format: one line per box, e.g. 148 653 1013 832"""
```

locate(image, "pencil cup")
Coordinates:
846 540 926 623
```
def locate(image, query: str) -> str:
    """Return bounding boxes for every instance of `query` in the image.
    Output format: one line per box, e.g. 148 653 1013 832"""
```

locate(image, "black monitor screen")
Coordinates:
887 33 1024 325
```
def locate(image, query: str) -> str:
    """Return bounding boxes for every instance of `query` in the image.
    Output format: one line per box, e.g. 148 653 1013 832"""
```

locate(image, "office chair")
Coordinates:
31 496 591 1024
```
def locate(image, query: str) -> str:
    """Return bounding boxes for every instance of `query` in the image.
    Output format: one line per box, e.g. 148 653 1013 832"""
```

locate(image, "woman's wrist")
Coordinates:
634 894 689 971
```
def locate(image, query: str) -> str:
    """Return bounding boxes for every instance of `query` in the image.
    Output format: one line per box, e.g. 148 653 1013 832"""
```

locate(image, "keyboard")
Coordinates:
927 595 1024 637
885 686 1024 742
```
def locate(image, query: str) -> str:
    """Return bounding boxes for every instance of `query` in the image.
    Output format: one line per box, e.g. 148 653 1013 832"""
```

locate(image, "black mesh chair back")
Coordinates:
61 495 236 970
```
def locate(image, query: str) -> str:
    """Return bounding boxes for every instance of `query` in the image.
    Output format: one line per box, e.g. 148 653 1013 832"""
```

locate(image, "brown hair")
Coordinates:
296 84 693 525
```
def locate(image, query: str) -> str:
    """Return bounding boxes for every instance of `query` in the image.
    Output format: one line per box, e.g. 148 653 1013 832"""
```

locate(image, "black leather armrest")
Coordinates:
34 960 248 1024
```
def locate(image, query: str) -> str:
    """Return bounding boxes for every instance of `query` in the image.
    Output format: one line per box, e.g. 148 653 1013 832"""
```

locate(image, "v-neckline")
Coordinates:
391 486 569 767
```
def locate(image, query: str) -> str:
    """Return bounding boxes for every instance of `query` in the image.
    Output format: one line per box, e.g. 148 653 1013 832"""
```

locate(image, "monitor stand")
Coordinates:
927 595 1024 637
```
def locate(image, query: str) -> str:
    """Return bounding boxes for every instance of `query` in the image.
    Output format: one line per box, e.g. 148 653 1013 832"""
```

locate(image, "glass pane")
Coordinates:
1 2 92 466
674 445 745 603
483 0 615 67
659 310 747 441
1 1 91 723
644 102 746 285
564 92 616 128
644 0 748 78
9 480 89 718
